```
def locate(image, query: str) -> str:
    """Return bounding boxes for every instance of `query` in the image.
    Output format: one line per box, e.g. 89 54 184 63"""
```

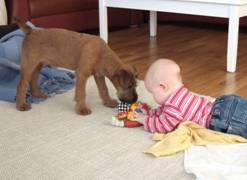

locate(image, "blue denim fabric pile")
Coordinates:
0 22 75 103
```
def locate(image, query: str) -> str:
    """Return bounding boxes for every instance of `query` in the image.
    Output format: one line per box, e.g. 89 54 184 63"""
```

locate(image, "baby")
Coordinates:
134 58 247 138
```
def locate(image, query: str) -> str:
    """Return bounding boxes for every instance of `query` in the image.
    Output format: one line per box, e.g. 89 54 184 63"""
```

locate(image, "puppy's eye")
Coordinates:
128 85 133 89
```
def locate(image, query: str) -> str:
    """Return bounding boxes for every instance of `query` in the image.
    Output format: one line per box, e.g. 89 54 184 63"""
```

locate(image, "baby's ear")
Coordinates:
159 83 168 90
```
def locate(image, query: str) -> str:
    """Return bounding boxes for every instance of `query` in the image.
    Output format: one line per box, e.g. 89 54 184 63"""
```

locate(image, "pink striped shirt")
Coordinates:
143 86 213 133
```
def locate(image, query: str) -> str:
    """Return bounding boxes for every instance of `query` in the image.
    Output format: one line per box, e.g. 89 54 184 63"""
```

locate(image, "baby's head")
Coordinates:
144 59 183 105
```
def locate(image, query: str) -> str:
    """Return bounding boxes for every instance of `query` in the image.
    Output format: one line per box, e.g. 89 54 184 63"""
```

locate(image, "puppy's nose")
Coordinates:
128 93 138 104
132 94 138 102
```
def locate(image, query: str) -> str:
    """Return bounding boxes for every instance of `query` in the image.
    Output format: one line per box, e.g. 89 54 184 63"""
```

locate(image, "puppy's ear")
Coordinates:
132 66 138 78
117 68 136 88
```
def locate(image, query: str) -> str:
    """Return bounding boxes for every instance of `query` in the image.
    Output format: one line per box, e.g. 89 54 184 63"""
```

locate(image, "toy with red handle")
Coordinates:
111 101 146 128
111 116 142 127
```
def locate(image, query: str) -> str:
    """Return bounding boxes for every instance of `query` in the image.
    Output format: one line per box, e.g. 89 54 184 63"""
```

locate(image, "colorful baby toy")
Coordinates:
111 101 148 128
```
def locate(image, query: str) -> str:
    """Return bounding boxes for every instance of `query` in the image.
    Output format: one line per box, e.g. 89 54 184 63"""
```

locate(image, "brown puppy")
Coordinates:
15 20 138 115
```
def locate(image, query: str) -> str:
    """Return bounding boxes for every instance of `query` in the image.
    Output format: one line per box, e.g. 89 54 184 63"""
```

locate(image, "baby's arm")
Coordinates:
134 105 183 133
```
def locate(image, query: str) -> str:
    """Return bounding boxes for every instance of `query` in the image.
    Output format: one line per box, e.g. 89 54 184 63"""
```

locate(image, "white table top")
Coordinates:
106 0 247 5
101 0 247 72
178 0 247 5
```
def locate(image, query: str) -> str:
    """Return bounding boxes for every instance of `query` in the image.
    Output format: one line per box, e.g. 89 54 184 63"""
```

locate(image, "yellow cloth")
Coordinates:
144 121 247 157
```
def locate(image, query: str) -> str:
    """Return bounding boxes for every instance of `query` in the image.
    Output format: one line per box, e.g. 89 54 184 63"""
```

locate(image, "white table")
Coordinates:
99 0 247 72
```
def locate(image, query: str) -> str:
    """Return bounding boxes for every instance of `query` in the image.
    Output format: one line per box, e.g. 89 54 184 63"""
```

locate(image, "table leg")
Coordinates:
227 6 240 72
150 11 157 37
99 0 108 43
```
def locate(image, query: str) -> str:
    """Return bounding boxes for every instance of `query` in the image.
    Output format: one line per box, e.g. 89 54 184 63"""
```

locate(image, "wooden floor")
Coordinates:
107 23 247 98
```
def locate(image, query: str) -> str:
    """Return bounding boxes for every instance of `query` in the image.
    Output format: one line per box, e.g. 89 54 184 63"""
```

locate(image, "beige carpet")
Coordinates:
0 77 195 180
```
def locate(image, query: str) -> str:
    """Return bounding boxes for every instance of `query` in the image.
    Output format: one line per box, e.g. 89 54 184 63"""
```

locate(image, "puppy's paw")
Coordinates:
76 107 92 116
103 99 118 108
16 103 31 111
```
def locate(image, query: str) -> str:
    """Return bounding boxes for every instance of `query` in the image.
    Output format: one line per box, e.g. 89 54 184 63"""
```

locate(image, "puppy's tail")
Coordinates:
13 17 32 35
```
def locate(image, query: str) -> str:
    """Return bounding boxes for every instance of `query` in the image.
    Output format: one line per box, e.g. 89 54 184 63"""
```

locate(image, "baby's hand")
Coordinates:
134 111 147 124
139 103 150 114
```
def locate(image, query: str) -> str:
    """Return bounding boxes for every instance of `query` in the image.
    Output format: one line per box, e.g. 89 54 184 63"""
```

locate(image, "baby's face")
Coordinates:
144 79 167 105
152 86 168 105
144 59 182 105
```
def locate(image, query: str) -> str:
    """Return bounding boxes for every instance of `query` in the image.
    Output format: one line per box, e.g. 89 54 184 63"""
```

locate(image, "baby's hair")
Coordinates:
145 58 183 86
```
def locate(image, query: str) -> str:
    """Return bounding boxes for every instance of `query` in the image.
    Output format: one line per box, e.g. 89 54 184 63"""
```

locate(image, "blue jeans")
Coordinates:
209 95 247 138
